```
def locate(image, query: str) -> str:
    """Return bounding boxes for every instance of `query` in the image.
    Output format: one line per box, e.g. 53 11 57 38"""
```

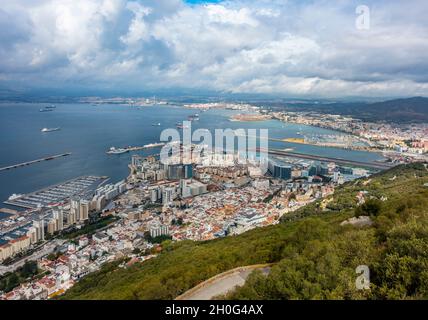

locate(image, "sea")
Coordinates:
0 103 384 215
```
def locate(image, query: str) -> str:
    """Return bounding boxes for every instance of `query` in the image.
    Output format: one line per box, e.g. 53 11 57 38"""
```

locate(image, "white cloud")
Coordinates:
0 0 427 98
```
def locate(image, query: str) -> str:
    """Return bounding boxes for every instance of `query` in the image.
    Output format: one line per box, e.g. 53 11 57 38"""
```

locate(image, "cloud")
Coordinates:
0 0 427 98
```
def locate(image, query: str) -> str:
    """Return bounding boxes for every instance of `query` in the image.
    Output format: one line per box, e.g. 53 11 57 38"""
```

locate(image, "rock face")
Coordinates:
340 216 373 228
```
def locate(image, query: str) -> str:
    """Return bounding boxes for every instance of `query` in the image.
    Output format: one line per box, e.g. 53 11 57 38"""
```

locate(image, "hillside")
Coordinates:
62 163 428 300
269 97 428 123
357 97 428 123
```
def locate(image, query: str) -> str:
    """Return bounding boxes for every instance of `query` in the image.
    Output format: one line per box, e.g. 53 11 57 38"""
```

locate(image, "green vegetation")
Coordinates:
0 261 39 293
143 232 173 244
62 163 428 300
60 215 119 240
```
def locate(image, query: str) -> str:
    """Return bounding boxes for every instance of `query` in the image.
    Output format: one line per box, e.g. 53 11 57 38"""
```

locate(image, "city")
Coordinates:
0 0 427 314
2 103 426 299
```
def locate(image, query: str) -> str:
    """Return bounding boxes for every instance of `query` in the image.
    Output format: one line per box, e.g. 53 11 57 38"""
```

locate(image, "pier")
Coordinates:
0 153 71 172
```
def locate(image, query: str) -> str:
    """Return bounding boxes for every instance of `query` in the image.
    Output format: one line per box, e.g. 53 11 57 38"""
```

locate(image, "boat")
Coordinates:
152 123 161 126
176 124 189 129
107 147 129 155
143 142 165 148
8 194 23 201
41 127 61 133
39 108 53 112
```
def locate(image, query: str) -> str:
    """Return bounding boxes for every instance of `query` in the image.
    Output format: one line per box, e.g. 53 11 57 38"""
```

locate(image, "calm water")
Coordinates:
0 103 383 209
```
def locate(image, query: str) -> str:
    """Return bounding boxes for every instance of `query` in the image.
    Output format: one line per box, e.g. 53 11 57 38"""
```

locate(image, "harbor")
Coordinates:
0 153 72 172
4 176 109 209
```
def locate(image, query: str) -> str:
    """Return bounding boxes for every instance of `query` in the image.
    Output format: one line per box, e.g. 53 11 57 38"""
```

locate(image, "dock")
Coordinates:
0 153 71 172
4 175 108 209
126 144 165 151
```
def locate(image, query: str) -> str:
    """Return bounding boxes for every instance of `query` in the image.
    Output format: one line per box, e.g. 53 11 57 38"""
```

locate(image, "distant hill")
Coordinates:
268 97 428 123
361 97 428 122
61 163 428 300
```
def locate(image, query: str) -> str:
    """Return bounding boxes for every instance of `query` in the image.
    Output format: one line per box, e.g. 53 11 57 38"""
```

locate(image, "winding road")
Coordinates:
176 264 271 300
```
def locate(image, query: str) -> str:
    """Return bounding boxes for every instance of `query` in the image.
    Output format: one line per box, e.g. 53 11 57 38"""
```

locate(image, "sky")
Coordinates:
0 0 427 99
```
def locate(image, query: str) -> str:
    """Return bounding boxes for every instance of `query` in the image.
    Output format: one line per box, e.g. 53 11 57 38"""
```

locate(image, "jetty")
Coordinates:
0 153 71 172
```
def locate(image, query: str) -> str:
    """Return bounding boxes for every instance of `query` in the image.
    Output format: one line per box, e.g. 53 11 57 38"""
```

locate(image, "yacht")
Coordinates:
41 127 61 132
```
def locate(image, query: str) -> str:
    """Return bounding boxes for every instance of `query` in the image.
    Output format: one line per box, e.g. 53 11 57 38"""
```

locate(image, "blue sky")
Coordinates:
0 0 427 98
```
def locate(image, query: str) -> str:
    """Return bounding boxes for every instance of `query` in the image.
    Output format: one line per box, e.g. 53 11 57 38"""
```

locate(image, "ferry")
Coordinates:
107 147 129 155
41 127 61 133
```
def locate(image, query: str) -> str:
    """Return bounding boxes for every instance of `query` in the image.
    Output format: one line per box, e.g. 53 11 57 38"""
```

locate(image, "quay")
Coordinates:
127 144 165 151
0 153 72 172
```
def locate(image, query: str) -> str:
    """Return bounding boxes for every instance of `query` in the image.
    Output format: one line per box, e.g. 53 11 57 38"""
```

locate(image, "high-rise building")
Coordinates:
162 187 175 205
268 160 292 180
66 210 77 226
27 227 37 244
33 220 45 242
166 164 193 180
79 200 90 221
70 198 80 221
150 188 159 203
47 219 57 235
53 208 64 231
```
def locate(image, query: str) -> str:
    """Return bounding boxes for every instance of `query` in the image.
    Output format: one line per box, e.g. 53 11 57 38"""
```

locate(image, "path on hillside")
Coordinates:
176 264 271 300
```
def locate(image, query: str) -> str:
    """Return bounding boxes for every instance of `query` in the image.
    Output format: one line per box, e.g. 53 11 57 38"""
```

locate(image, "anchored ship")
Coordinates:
41 127 61 133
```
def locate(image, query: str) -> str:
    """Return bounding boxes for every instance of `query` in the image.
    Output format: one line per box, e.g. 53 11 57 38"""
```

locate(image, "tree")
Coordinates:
356 199 382 217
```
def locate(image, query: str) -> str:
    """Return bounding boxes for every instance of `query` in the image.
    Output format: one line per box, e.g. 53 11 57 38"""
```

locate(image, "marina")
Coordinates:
4 176 109 209
0 153 71 172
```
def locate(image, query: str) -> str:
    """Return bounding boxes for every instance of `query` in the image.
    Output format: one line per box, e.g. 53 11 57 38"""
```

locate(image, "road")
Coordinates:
0 240 64 276
176 265 271 300
266 148 395 170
